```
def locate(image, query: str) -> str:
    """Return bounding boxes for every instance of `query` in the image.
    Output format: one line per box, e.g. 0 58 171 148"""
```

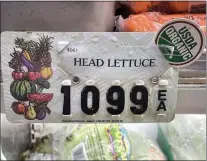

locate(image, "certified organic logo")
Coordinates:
155 19 205 67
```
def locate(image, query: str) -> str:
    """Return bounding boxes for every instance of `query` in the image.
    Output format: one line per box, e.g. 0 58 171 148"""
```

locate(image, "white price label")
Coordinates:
1 32 178 123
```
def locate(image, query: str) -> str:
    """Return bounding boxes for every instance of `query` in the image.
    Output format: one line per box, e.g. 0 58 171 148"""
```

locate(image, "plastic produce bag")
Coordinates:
116 12 206 34
119 1 206 14
62 124 166 160
20 123 74 160
21 124 166 160
21 134 59 160
1 114 31 160
157 115 206 160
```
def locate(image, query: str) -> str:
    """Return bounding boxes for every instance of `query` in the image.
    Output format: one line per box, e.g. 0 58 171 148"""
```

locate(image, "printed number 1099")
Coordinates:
61 85 167 116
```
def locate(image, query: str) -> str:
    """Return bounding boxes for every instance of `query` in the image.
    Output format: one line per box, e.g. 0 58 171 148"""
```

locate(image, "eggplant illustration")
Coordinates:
20 54 34 71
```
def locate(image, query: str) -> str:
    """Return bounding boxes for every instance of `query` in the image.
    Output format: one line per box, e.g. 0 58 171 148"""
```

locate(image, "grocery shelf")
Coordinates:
179 50 206 80
176 87 206 114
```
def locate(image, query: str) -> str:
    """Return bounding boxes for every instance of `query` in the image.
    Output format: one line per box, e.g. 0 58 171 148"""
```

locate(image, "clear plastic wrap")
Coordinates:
157 115 206 160
2 115 206 160
1 114 31 160
21 123 75 160
116 12 206 34
20 124 166 160
119 1 206 14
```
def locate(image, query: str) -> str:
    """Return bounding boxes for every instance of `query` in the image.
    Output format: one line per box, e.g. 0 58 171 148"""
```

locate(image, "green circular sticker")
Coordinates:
155 19 205 67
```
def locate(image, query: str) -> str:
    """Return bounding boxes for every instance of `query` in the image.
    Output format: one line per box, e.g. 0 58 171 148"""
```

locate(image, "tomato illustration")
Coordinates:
17 102 26 114
12 71 24 80
11 101 26 115
28 72 41 81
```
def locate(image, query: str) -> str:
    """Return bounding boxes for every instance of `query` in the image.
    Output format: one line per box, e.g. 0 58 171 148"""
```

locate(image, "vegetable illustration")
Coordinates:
27 93 53 120
28 72 41 81
9 35 54 120
33 35 53 67
40 66 53 80
17 102 26 114
44 107 51 114
10 80 36 101
36 109 47 120
9 50 23 72
23 50 31 61
24 105 36 120
11 101 26 115
27 93 53 104
12 71 24 80
34 77 50 89
12 106 20 115
20 66 28 72
20 54 34 72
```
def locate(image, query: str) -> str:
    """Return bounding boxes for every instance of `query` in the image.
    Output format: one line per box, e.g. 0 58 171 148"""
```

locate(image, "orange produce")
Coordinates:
120 1 206 14
143 12 206 25
168 1 189 13
119 12 206 34
168 1 206 13
150 1 172 13
120 1 163 13
120 14 158 32
128 2 152 13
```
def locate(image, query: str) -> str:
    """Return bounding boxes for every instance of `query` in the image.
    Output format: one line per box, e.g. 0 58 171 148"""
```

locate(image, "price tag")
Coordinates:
1 32 178 123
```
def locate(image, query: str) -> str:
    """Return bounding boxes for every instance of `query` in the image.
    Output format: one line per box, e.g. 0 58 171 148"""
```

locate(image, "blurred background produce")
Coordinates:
1 114 205 160
119 1 206 14
116 13 206 34
116 1 206 34
158 115 206 160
